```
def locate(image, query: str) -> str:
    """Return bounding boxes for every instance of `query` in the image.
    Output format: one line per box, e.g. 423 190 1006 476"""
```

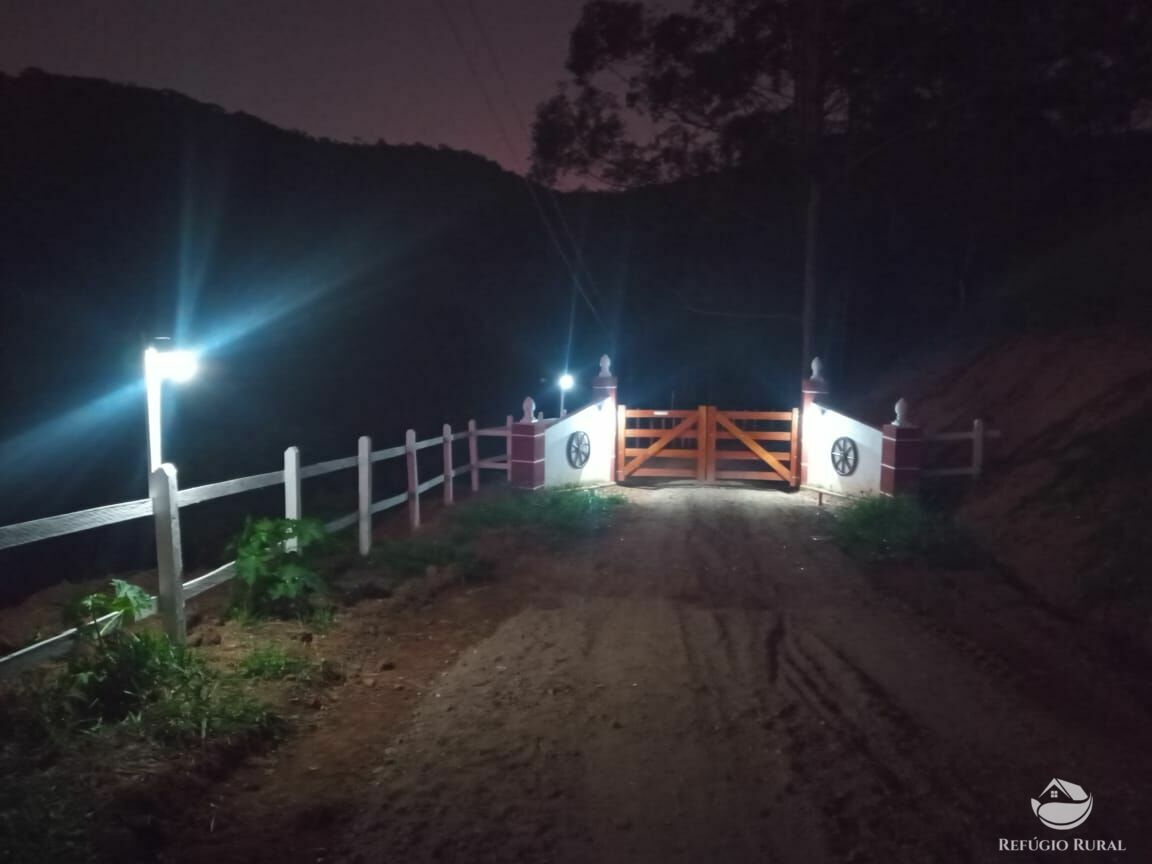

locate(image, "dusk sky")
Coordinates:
0 0 596 175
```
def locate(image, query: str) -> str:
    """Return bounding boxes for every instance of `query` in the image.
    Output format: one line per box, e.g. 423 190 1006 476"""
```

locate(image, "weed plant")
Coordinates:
229 517 331 619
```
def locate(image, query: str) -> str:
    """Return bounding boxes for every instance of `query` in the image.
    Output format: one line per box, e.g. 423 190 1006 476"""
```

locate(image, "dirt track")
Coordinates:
323 486 1149 863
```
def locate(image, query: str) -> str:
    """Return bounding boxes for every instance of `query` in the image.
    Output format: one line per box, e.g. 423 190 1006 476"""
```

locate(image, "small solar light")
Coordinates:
558 372 575 417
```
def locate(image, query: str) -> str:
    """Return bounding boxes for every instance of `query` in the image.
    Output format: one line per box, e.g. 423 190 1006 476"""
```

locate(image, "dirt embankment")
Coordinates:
855 326 1152 645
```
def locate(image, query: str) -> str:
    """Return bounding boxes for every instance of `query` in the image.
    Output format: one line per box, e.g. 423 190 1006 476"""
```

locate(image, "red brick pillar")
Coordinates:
881 398 922 496
799 357 829 487
592 354 618 481
509 397 547 490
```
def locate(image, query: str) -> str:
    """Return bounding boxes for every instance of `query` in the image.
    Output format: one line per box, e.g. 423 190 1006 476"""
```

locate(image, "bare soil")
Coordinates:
147 485 1152 864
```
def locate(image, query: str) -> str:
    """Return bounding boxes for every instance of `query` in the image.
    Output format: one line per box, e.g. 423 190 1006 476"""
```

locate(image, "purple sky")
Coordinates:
0 0 592 174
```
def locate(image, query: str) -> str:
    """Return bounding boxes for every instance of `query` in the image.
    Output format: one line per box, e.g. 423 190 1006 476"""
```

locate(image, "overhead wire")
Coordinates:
463 0 608 310
433 0 611 338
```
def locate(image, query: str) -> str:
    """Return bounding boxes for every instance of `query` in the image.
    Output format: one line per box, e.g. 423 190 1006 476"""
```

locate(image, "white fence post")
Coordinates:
972 418 985 478
505 414 514 482
150 464 186 645
406 429 421 529
358 435 372 556
443 423 454 506
284 446 301 552
468 419 479 492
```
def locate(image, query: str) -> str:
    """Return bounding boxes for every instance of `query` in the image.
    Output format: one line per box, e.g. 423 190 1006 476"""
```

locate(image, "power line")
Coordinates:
434 0 611 337
463 0 609 309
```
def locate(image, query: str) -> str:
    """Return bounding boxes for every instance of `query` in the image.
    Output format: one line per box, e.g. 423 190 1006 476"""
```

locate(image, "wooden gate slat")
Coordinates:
616 404 798 485
713 411 795 484
619 413 699 478
714 469 786 482
696 405 708 481
789 408 800 488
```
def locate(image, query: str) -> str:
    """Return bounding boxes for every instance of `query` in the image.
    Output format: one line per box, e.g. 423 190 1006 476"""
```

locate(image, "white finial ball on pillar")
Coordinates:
521 397 537 423
599 354 612 377
811 356 825 382
893 397 909 427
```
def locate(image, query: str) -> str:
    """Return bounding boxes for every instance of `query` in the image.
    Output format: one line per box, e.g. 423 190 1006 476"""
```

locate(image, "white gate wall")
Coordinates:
542 398 615 486
802 404 884 496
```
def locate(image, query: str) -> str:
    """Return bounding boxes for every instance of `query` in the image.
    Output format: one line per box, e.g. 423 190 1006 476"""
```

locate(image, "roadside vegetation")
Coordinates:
229 516 333 621
0 486 626 862
0 580 280 862
450 485 626 539
829 494 977 566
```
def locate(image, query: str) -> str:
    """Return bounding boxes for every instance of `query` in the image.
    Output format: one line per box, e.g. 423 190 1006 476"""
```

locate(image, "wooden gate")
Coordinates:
616 406 799 486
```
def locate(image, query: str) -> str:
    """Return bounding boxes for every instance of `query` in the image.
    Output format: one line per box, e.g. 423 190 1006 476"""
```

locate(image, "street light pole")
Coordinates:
558 372 574 418
145 355 163 472
143 345 199 474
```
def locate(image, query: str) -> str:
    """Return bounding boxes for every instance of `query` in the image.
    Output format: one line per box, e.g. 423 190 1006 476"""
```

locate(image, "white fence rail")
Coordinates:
923 419 1002 478
0 415 514 677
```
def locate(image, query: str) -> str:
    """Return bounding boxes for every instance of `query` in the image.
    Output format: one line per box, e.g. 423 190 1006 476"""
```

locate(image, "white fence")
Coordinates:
0 416 514 676
922 419 1002 478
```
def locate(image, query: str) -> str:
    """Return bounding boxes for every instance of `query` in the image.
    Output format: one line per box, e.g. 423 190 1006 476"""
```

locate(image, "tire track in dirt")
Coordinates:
336 486 1152 864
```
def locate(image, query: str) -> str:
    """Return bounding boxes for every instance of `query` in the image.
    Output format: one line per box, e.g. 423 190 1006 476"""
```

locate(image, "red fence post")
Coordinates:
881 398 922 496
593 354 619 482
509 397 547 490
800 357 829 488
505 414 513 482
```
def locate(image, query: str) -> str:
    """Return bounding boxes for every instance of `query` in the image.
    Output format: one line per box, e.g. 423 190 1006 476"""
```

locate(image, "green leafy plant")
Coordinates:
229 517 330 619
47 581 275 740
65 578 152 643
56 580 173 725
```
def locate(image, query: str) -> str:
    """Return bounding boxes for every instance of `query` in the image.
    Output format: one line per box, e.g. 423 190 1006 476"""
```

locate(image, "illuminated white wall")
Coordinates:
803 404 883 496
542 398 615 486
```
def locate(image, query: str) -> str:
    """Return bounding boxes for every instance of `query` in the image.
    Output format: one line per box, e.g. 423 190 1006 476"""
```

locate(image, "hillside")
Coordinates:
0 69 810 599
852 311 1152 651
2 67 1151 604
0 69 804 510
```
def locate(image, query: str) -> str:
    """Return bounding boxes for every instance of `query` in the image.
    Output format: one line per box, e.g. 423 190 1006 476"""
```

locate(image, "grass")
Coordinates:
9 631 276 746
450 486 626 540
0 631 280 863
369 537 468 576
239 644 314 680
830 494 975 565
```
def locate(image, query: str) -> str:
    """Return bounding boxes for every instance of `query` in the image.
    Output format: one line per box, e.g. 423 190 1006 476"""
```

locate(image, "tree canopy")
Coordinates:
532 0 1152 188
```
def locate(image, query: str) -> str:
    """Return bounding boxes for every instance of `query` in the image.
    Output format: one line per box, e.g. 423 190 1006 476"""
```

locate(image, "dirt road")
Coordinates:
321 486 1148 863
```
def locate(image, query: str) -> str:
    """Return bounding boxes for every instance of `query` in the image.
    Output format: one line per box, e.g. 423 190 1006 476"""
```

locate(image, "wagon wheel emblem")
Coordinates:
830 437 858 476
567 431 591 469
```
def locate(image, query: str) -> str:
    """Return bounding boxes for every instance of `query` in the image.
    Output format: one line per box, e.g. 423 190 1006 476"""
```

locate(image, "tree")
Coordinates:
532 0 1152 370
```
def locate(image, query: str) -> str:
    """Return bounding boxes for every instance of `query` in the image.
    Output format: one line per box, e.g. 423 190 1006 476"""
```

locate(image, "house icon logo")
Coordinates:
1031 779 1093 831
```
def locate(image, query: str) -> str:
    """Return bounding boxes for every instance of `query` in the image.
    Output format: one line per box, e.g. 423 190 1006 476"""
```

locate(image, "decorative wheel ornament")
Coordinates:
567 431 591 469
830 437 859 476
